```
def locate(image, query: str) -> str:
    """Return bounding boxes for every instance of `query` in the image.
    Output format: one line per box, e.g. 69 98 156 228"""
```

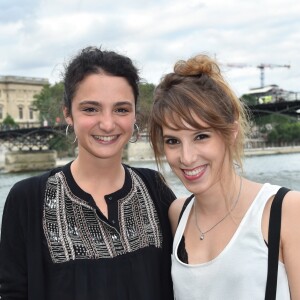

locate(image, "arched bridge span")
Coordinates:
0 126 67 151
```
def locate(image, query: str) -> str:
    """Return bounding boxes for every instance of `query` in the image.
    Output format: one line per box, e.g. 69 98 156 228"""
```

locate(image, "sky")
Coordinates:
0 0 299 96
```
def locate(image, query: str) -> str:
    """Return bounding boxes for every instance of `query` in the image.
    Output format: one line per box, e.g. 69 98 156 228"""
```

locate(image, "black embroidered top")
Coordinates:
0 162 176 300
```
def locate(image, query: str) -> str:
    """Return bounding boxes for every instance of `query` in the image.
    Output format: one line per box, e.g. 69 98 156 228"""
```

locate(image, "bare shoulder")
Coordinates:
282 189 300 209
282 190 300 218
281 190 300 243
281 190 300 298
168 197 188 236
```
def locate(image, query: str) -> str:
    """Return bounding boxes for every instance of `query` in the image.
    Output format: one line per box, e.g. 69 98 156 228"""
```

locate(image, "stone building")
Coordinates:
0 75 49 128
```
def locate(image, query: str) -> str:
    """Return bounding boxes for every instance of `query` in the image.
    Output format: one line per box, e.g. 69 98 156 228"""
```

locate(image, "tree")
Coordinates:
136 82 156 130
267 121 300 144
3 114 17 126
1 114 18 129
32 82 65 126
240 94 257 106
32 82 73 155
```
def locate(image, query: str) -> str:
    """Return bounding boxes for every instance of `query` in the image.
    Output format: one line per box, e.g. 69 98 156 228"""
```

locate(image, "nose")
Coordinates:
179 142 197 166
99 112 116 132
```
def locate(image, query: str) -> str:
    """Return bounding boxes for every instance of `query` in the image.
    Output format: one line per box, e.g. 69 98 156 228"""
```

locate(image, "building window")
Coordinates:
29 107 34 119
18 106 24 119
0 105 3 119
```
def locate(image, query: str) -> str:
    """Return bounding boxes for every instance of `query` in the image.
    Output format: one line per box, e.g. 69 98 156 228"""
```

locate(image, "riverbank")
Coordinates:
56 146 300 166
57 145 300 165
1 145 300 171
244 146 300 156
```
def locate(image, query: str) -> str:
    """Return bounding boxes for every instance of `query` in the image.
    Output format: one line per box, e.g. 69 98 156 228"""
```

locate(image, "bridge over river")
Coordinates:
0 101 299 172
0 125 66 151
248 100 300 118
0 125 68 172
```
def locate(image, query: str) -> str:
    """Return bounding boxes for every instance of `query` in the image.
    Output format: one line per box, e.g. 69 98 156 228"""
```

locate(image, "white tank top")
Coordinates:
171 183 290 300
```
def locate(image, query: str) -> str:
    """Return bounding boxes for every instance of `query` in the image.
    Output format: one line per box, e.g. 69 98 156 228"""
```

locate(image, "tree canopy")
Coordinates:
136 82 156 130
32 82 65 126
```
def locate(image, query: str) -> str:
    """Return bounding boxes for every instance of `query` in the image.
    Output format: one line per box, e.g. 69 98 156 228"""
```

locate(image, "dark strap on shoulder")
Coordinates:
265 187 290 300
178 195 194 224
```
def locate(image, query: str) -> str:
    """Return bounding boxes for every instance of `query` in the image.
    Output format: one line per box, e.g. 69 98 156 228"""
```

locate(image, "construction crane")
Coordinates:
224 63 290 88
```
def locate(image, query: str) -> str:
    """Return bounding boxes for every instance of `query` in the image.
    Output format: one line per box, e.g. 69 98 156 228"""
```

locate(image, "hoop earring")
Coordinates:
65 124 71 137
65 124 77 143
129 123 140 143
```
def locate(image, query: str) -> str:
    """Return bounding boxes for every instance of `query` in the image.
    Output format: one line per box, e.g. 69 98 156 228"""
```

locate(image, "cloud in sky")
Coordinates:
1 0 300 95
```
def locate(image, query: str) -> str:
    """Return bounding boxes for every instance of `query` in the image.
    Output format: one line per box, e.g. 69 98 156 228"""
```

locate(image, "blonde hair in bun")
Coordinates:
174 54 219 77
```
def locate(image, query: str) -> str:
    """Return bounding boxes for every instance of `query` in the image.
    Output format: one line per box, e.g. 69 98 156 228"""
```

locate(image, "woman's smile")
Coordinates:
181 165 207 181
92 134 120 143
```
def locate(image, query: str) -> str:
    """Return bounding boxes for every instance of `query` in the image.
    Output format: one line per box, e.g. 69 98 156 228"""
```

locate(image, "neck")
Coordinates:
194 171 240 215
71 153 124 187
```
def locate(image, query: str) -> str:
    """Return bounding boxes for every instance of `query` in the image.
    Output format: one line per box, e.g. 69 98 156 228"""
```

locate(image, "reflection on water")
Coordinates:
243 153 300 189
0 153 299 222
0 171 41 219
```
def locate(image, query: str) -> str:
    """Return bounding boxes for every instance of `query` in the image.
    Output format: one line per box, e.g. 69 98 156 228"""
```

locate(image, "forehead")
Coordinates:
74 73 135 102
79 73 131 90
162 111 210 131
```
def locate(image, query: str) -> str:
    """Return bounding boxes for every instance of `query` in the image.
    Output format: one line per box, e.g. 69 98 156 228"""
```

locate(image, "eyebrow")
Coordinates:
162 134 175 138
114 101 134 107
163 127 213 134
162 135 180 141
78 100 134 107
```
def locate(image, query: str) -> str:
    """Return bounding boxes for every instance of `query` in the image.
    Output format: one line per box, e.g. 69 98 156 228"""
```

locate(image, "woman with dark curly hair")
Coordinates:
0 46 176 300
148 53 299 299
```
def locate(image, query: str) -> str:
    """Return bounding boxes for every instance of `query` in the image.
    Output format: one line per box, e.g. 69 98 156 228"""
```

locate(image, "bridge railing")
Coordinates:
0 122 43 131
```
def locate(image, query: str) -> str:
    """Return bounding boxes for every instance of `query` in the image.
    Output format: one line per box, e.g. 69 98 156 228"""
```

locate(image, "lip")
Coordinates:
181 165 207 181
92 134 119 144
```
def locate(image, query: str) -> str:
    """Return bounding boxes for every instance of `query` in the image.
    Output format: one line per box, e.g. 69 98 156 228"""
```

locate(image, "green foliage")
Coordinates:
49 135 77 156
250 111 300 144
32 82 65 126
240 94 257 106
32 82 69 154
2 114 17 126
267 121 300 143
136 83 156 130
254 114 290 127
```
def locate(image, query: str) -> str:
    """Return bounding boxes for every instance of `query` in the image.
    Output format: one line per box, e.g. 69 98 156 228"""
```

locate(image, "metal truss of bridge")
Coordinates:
0 126 66 151
248 100 300 118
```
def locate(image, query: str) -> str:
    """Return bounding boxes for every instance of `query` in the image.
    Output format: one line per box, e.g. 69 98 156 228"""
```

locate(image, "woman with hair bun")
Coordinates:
148 54 300 299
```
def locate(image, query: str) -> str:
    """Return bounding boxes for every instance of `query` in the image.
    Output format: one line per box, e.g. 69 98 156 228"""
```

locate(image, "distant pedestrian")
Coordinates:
0 46 176 300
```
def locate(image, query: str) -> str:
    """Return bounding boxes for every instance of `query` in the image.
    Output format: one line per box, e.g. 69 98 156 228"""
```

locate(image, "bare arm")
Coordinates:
281 190 300 299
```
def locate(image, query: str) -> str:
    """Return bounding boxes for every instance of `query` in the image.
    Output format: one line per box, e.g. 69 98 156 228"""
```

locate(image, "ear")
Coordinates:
63 107 73 125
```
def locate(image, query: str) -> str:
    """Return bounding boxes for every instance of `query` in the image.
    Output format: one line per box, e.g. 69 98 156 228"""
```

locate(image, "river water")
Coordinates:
0 153 299 224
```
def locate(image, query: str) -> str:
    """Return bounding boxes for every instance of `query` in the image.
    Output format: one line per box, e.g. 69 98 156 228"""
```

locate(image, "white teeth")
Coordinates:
183 166 205 176
94 135 116 141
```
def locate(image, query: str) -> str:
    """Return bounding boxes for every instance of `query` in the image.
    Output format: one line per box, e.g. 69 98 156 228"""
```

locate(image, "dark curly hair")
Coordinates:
63 46 140 116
